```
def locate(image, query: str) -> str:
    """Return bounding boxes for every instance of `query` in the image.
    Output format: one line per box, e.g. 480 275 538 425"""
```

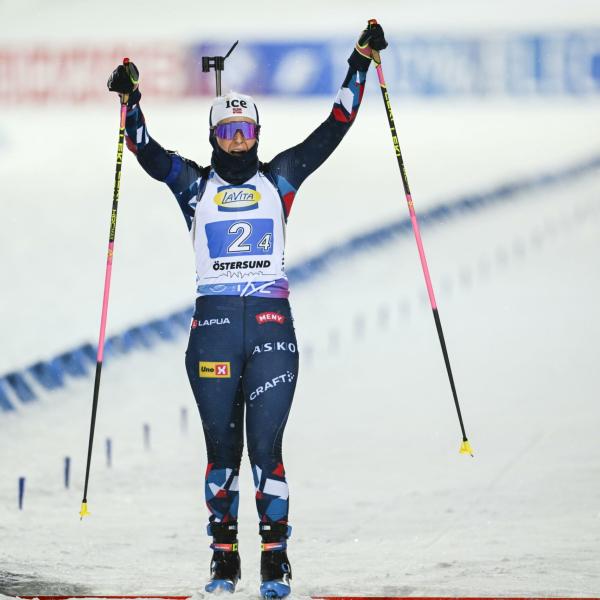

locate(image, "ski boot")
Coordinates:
259 522 292 599
205 521 241 594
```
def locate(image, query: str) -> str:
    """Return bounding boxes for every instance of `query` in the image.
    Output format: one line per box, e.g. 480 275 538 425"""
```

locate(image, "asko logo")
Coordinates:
255 312 286 325
199 361 231 379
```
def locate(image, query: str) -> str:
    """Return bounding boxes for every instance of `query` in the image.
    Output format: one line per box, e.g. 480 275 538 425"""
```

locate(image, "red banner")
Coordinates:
0 45 192 104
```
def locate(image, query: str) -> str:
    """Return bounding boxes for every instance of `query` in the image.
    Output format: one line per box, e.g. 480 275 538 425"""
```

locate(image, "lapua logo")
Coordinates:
192 318 231 328
255 312 286 325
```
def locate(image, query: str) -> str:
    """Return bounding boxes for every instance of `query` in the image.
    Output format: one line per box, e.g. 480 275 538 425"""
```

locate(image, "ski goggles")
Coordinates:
213 121 260 140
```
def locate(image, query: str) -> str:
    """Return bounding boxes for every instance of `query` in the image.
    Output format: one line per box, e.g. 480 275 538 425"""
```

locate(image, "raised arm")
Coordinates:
265 22 387 218
107 61 204 228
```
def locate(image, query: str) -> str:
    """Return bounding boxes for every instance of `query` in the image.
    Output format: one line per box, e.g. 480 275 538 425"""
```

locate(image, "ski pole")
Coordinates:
80 59 134 519
368 20 474 457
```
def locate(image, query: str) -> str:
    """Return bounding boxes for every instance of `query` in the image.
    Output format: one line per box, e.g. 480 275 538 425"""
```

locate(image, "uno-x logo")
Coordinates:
255 312 286 325
199 361 231 379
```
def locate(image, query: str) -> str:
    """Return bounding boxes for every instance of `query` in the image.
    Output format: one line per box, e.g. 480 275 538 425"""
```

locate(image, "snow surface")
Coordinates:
1 167 600 597
2 0 600 597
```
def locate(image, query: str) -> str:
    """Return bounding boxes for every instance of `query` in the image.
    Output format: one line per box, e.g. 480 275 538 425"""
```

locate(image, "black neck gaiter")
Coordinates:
210 135 259 185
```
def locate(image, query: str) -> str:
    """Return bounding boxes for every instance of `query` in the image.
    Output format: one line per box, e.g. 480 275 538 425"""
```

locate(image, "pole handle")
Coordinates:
366 19 382 65
120 56 139 105
122 57 138 83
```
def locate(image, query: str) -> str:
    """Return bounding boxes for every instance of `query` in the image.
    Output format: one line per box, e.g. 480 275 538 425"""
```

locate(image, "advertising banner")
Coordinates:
1 32 599 104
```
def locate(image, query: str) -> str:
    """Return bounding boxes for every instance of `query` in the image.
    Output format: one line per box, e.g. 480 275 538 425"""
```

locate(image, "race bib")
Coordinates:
205 219 274 259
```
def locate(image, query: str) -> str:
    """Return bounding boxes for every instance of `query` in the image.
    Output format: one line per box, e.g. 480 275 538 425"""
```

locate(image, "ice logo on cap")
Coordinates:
210 92 259 126
227 99 247 112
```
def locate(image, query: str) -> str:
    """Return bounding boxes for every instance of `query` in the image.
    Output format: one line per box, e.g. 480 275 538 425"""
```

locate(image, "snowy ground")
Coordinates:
2 0 600 597
1 164 600 596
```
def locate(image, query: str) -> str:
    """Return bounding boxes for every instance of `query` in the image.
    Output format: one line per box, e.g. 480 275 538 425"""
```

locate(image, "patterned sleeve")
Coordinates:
265 56 370 219
124 93 205 230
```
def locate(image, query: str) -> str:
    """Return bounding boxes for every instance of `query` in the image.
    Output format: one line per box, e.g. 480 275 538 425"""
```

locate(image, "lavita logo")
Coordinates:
213 184 261 212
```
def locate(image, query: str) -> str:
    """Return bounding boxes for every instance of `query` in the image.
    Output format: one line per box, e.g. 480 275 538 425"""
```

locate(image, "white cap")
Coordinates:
209 92 259 126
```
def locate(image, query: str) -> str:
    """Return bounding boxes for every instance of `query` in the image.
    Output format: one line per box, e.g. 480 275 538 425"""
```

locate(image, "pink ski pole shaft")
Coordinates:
368 20 473 456
81 60 133 518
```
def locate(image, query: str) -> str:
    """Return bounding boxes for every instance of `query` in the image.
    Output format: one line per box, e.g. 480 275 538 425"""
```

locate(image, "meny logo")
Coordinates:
255 312 286 325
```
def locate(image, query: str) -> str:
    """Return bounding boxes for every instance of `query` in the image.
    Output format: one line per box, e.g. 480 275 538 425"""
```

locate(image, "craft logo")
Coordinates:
255 312 286 325
214 185 261 212
249 371 295 401
199 361 231 378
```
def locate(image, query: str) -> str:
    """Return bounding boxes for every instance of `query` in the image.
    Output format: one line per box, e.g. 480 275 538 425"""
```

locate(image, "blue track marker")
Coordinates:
64 456 71 489
143 423 151 450
180 407 188 434
18 477 25 510
106 437 112 468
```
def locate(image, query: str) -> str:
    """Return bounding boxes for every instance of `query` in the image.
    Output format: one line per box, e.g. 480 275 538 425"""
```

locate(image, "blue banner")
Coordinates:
191 31 600 97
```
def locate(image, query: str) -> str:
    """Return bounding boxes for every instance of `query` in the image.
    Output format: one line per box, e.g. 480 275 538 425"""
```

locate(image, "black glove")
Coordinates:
349 21 388 69
107 61 140 100
357 22 388 53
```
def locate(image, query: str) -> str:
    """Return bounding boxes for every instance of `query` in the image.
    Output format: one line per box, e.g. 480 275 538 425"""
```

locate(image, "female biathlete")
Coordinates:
107 22 387 598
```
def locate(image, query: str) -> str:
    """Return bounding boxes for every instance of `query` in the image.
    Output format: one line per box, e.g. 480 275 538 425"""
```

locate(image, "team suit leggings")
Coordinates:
185 295 299 527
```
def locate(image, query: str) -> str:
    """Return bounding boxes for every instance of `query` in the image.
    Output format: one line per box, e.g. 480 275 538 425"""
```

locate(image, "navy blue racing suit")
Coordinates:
186 296 298 524
124 54 371 527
